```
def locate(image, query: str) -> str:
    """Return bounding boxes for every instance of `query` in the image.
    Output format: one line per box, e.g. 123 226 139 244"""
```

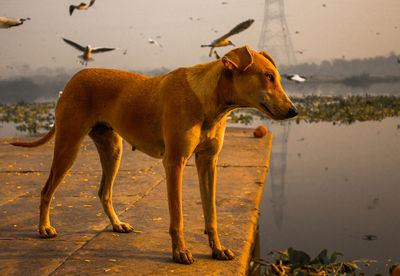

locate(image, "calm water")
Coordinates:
0 121 25 137
256 118 400 274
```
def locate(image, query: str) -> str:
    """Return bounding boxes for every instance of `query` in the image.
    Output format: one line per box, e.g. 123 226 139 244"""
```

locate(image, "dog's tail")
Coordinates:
9 126 55 148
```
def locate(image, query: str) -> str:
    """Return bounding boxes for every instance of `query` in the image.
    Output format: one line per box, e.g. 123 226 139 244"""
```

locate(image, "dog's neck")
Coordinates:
186 60 239 124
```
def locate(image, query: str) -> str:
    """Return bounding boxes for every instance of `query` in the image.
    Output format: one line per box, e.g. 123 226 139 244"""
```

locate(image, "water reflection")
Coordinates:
259 118 400 274
268 121 290 230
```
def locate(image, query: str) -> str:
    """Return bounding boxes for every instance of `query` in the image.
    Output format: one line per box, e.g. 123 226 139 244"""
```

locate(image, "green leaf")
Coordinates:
330 250 343 263
316 248 330 265
339 262 359 273
287 248 311 268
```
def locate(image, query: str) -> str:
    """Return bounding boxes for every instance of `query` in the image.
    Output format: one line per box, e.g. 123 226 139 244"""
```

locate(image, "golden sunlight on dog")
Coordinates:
10 46 297 264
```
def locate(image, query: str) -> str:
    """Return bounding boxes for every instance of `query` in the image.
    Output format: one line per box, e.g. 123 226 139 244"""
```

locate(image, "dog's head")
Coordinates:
222 46 297 120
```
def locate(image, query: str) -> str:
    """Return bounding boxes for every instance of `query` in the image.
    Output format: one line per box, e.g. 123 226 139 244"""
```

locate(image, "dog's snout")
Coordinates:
286 107 298 118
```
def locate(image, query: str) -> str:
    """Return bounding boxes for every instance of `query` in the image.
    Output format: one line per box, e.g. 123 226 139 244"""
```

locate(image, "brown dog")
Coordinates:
10 46 297 264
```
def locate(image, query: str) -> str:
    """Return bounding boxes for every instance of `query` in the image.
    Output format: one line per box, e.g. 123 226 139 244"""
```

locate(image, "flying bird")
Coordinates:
0 17 30 29
60 36 117 65
281 74 308 83
148 38 162 48
201 19 254 57
69 0 96 15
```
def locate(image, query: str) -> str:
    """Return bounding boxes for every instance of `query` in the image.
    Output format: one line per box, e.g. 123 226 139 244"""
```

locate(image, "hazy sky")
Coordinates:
1 0 399 77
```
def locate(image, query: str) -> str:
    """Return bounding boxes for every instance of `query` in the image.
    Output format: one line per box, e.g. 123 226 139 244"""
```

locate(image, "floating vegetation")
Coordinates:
0 102 55 134
227 112 253 125
1 95 399 134
228 95 400 125
249 248 360 276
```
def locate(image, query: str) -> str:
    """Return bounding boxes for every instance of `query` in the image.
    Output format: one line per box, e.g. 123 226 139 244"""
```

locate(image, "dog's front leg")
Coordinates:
163 156 194 264
195 151 235 260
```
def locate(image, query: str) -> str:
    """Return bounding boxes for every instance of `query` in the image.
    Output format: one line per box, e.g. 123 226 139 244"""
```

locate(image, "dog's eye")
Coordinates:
265 73 274 82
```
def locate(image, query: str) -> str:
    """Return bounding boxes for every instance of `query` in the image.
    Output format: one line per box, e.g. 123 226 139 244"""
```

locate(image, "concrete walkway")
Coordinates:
0 127 272 275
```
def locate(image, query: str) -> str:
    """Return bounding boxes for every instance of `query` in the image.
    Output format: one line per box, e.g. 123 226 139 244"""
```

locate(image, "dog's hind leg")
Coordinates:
39 127 87 238
89 124 134 233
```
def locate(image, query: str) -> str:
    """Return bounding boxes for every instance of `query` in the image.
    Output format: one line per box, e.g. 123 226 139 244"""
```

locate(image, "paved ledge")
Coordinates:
0 127 272 275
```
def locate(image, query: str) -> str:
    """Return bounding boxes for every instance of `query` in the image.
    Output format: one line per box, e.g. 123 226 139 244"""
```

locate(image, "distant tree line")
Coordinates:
280 52 400 77
1 54 399 104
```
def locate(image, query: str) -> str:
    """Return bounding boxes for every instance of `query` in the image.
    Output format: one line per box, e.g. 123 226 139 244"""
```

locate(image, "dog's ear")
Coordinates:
222 46 253 71
259 51 276 68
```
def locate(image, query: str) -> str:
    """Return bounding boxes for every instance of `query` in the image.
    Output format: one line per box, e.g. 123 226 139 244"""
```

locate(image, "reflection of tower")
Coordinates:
268 121 290 230
258 0 296 66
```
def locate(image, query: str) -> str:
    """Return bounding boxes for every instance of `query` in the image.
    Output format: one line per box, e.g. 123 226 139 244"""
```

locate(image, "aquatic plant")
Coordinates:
0 102 55 134
249 248 359 276
227 112 253 125
229 95 400 125
1 95 400 134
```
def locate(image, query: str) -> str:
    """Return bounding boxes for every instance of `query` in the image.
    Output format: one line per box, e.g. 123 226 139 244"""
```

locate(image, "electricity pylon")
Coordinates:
258 0 296 66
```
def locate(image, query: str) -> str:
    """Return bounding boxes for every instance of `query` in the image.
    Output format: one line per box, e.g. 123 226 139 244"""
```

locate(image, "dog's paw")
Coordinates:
39 225 57 238
212 247 235 260
112 222 134 233
173 249 194 264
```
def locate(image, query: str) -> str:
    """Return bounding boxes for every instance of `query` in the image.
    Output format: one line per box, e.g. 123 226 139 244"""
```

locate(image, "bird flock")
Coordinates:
2 2 399 74
2 1 258 67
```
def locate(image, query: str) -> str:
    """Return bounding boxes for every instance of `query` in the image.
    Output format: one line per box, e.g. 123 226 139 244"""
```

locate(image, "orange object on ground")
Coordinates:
253 126 267 138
